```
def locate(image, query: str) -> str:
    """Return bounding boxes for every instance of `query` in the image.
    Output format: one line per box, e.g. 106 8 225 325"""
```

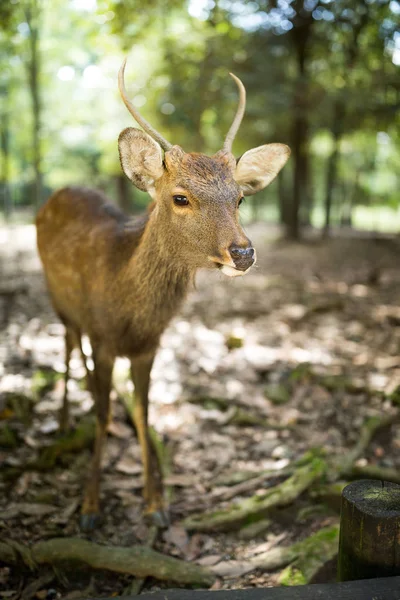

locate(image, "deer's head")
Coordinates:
118 59 290 277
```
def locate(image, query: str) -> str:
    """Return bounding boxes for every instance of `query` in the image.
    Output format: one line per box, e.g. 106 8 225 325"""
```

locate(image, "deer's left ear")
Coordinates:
235 143 290 196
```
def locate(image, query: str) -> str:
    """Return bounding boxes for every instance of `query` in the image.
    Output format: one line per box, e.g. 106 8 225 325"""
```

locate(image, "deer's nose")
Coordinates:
229 245 255 272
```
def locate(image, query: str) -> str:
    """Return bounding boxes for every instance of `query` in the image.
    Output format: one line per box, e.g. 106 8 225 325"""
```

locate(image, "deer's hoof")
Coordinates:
146 508 170 529
80 512 101 532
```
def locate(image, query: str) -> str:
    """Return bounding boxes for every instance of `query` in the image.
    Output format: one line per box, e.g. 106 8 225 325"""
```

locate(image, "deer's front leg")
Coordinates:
130 353 168 528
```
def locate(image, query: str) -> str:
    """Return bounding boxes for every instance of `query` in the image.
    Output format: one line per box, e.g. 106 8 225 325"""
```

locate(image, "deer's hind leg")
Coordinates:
130 353 168 528
59 324 79 433
80 342 114 531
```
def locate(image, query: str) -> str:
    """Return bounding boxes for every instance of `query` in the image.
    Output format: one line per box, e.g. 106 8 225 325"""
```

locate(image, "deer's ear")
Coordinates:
118 128 164 192
235 143 290 196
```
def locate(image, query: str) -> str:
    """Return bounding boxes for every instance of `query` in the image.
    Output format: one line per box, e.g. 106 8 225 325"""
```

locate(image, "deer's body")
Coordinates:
37 186 190 360
36 59 290 530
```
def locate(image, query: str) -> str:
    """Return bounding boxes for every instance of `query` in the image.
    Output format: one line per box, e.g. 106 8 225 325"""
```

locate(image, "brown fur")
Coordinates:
37 186 191 358
36 130 290 528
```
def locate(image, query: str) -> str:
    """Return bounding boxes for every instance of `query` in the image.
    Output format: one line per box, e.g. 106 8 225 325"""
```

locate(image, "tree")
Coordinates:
0 0 44 210
23 0 43 208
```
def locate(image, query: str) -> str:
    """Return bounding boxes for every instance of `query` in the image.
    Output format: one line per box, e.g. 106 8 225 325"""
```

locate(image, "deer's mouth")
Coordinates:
219 264 248 277
208 256 254 278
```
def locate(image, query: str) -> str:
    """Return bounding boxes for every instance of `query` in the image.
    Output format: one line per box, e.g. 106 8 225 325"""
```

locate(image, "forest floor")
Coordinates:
1 222 400 599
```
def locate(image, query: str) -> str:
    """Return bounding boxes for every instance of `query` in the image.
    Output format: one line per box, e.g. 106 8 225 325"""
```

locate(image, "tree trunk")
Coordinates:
24 1 43 209
287 9 313 240
323 100 344 237
277 169 289 228
0 106 11 220
338 480 400 581
326 5 369 235
341 171 360 227
289 108 309 239
323 138 339 236
115 175 131 214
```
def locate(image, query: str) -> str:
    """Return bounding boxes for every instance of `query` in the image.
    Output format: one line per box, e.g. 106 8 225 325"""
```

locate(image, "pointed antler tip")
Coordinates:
229 72 243 85
119 57 127 75
117 55 172 152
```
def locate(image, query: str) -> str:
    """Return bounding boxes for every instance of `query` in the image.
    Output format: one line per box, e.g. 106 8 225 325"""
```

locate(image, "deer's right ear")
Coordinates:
118 128 164 192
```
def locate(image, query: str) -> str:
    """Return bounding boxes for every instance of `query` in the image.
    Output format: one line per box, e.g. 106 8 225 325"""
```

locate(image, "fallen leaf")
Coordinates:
0 503 58 518
164 474 199 487
196 554 222 567
163 525 189 553
115 457 143 475
186 533 213 561
107 421 132 439
211 560 255 578
51 499 79 524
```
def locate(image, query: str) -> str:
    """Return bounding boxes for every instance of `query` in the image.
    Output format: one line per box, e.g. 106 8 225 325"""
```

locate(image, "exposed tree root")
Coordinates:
277 525 339 585
344 464 400 485
238 518 272 540
210 525 339 580
337 413 399 476
0 537 215 587
122 525 159 595
2 416 96 481
310 481 348 512
34 417 96 470
213 467 293 502
182 411 399 536
183 457 326 532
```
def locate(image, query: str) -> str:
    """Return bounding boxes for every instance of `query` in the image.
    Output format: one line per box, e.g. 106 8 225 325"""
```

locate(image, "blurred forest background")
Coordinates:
1 2 400 594
0 0 399 239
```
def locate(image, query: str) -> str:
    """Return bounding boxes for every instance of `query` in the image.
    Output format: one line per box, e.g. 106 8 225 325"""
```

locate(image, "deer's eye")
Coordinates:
173 195 189 206
238 197 244 207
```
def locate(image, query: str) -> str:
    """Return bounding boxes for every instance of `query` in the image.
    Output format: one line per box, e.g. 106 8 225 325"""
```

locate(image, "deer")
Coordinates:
36 58 290 531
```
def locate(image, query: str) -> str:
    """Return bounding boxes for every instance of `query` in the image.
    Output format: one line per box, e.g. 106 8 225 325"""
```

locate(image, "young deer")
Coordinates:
36 58 290 530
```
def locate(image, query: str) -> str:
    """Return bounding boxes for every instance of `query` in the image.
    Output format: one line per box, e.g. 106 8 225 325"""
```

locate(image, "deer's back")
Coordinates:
36 187 147 347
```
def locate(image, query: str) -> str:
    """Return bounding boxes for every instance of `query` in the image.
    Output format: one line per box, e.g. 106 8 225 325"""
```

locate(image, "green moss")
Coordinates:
188 396 229 411
389 385 400 406
35 417 95 469
225 335 243 350
238 518 271 540
183 458 326 532
287 524 340 584
3 392 33 425
264 383 290 405
289 363 313 383
295 447 326 466
0 424 19 448
228 407 268 427
31 368 62 397
296 503 333 521
279 566 306 586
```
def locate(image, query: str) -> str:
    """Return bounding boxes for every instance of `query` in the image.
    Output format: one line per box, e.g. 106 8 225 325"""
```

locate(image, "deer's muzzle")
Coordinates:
229 244 255 272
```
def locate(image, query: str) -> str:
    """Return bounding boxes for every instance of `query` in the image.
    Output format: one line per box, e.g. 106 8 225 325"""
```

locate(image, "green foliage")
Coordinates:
0 0 399 229
31 368 62 397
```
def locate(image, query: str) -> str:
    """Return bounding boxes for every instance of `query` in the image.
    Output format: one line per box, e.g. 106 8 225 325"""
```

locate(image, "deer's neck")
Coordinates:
120 208 193 326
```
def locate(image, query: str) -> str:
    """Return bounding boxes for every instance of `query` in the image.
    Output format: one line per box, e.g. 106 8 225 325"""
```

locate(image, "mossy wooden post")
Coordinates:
338 480 400 581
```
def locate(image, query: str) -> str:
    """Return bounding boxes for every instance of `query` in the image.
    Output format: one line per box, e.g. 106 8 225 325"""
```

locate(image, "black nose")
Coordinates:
229 245 255 271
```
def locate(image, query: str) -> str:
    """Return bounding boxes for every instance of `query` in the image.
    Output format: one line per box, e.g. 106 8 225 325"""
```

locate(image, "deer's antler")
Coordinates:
222 73 246 154
119 58 173 152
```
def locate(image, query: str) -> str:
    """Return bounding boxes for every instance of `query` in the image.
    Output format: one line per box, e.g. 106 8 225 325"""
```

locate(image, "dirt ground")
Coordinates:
1 222 400 598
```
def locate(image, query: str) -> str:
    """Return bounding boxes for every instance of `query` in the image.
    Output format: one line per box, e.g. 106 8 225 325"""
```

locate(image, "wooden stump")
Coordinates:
338 479 400 581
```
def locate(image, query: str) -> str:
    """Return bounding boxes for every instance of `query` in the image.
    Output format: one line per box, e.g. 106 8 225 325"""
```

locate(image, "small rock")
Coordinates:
264 383 290 405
